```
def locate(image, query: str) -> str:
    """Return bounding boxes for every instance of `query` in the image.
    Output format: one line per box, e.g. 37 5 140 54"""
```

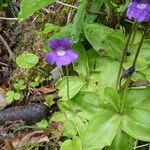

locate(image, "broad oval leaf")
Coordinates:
125 88 150 109
69 91 101 120
56 76 86 100
16 52 39 69
82 111 121 150
121 108 150 141
104 87 120 112
18 0 55 21
60 136 82 150
84 23 113 51
108 128 134 150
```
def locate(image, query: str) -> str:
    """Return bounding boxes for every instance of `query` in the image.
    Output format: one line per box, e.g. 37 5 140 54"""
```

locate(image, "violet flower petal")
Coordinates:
59 38 73 50
55 50 78 66
48 39 60 50
127 0 150 22
45 51 58 65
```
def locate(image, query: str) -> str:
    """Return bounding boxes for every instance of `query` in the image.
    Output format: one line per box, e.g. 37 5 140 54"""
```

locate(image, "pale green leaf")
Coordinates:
121 108 150 141
104 87 120 112
82 111 121 150
16 53 39 69
56 76 86 100
69 91 101 120
18 0 55 21
108 128 134 150
60 136 82 150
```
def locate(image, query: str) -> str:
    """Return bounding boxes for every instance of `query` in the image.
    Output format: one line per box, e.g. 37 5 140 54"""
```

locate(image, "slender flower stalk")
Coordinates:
116 21 136 90
65 66 70 100
132 25 149 67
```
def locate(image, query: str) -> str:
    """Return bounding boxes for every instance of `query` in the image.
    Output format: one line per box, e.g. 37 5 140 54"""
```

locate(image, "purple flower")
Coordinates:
45 38 78 67
122 66 135 78
127 0 150 22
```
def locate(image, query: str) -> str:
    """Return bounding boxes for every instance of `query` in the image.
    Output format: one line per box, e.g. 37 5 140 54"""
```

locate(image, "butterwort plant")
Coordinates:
45 38 78 100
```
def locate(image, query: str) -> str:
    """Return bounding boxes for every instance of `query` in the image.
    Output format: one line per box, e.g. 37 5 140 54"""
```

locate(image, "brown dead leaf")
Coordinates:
0 88 7 110
3 139 14 150
49 121 64 139
35 86 56 94
13 131 49 150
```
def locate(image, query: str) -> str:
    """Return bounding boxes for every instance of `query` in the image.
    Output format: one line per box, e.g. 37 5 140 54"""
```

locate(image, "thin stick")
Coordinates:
0 62 9 66
0 17 18 21
56 0 105 15
65 66 69 100
0 34 15 62
133 143 149 149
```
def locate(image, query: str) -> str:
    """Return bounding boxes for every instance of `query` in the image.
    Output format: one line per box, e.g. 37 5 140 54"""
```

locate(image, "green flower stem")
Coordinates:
120 24 149 114
65 66 69 100
116 21 137 90
132 25 149 67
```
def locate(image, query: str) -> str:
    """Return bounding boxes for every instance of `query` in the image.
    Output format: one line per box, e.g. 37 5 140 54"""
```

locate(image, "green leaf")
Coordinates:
60 136 82 150
84 23 126 60
82 111 121 150
123 55 148 71
106 31 126 60
45 95 54 107
73 43 89 77
5 91 15 104
71 0 87 43
16 52 39 69
98 61 120 100
84 23 113 51
104 87 120 112
87 49 114 72
125 88 150 109
85 0 104 23
132 39 150 63
49 24 72 40
56 76 86 100
108 128 134 150
18 0 55 21
18 79 25 85
14 93 21 100
42 23 60 34
35 119 48 129
121 108 150 141
63 120 78 138
69 91 101 120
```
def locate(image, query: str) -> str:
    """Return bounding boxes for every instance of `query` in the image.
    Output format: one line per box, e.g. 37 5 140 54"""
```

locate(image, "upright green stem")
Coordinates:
116 21 136 90
120 24 149 113
132 25 148 67
65 66 69 100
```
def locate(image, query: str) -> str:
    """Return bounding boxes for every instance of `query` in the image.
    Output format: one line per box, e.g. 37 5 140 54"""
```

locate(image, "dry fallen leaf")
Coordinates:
13 131 49 150
35 86 56 94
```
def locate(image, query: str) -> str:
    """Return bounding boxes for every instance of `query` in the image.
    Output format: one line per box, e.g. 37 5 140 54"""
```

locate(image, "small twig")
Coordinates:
56 1 78 9
0 17 18 21
56 0 105 15
0 34 15 62
0 62 9 66
133 143 149 149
